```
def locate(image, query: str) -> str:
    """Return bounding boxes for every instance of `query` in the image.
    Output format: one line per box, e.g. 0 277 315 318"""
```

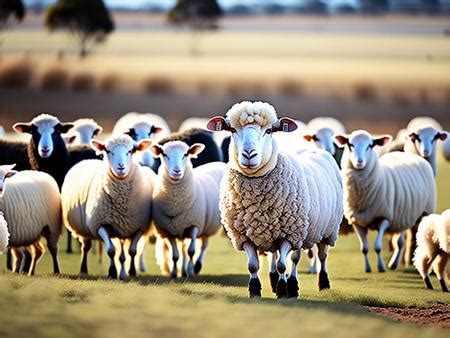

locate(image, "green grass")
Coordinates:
0 160 449 338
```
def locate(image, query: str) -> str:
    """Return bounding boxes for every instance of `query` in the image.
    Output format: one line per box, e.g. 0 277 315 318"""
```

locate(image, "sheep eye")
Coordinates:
366 145 371 151
265 128 272 135
230 127 237 133
162 153 168 158
313 135 319 142
348 143 354 150
127 150 132 155
106 150 111 154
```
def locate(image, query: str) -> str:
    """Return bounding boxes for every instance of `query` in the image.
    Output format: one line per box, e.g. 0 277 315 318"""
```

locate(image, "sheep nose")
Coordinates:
42 146 49 152
242 149 257 160
357 159 363 165
173 168 181 174
117 163 125 170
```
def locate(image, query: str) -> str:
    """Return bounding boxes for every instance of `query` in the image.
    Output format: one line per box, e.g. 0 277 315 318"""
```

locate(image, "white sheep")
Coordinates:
112 112 171 169
61 135 156 280
207 101 343 299
64 118 103 145
150 140 225 277
0 125 4 139
413 209 449 292
303 117 346 156
0 212 10 252
335 130 436 273
0 164 62 275
272 119 308 154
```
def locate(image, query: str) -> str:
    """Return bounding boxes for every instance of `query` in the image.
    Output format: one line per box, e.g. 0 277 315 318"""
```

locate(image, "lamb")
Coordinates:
61 135 155 280
413 210 449 292
0 212 10 252
112 112 171 168
64 118 103 145
151 141 225 278
0 164 62 275
12 113 102 254
207 101 343 299
335 130 436 273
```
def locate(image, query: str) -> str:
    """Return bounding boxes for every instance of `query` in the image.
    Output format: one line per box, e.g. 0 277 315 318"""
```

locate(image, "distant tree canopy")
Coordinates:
45 0 114 58
167 0 223 30
0 0 25 26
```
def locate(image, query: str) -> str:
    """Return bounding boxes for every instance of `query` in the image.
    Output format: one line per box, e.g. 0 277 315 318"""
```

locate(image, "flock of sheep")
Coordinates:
0 100 449 298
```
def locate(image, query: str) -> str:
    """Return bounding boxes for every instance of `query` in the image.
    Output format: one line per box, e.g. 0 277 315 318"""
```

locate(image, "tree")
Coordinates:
0 0 25 57
45 0 114 58
167 0 223 55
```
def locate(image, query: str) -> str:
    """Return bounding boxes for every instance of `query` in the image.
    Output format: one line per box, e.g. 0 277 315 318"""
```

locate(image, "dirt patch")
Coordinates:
366 304 450 329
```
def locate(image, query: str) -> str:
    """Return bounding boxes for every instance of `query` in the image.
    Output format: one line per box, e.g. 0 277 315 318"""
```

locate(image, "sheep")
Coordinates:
272 119 308 154
61 135 155 280
179 117 228 149
413 209 449 292
0 212 9 252
0 164 62 275
112 112 171 169
64 118 103 145
335 130 436 273
0 125 4 139
0 139 31 171
13 113 102 254
207 101 343 299
150 140 225 278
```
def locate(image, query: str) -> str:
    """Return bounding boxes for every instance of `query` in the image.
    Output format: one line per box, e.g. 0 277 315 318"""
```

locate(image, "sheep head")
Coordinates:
0 164 17 196
407 127 447 159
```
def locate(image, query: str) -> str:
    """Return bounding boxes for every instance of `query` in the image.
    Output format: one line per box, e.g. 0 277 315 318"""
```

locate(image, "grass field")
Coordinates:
0 159 448 338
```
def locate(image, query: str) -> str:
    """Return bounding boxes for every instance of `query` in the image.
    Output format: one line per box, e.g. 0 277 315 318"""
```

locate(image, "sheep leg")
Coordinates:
276 239 292 298
287 249 301 298
317 243 331 290
418 253 436 290
98 241 103 264
128 230 143 277
181 241 188 278
186 226 199 277
433 253 449 293
353 225 371 273
243 241 261 298
28 241 45 276
387 232 404 270
12 248 23 274
375 219 390 272
66 229 73 254
22 248 32 274
308 245 319 274
80 238 92 275
6 248 12 271
98 226 117 279
42 225 60 274
194 237 209 275
268 251 279 294
119 241 127 281
169 237 179 279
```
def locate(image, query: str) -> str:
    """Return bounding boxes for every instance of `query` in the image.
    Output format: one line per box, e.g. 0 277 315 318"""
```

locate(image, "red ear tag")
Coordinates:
283 123 288 132
216 122 222 131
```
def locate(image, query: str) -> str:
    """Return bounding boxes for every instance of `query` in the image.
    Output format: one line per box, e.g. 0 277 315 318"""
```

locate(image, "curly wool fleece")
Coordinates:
221 152 340 252
226 101 278 129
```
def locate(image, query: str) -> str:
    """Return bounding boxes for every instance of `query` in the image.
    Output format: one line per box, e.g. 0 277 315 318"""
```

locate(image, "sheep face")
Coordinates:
0 164 17 196
68 119 102 145
304 127 336 155
150 141 204 181
91 136 152 180
335 131 391 170
408 127 447 159
125 122 162 167
13 114 73 159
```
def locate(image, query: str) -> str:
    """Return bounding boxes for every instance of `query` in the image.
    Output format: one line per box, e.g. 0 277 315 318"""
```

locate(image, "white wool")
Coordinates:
112 112 171 141
0 212 9 252
62 159 155 240
226 101 278 129
152 150 225 238
307 117 346 135
413 210 450 278
341 137 435 233
0 170 61 247
31 113 60 131
273 120 310 154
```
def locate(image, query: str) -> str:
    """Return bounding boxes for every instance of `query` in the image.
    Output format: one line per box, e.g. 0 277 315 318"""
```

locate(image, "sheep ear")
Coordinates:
207 116 230 132
372 135 392 147
149 145 164 158
408 132 418 142
334 134 349 147
303 134 315 142
55 123 74 134
134 139 152 153
436 132 448 141
5 170 17 178
273 118 297 133
13 122 33 134
93 127 103 136
188 143 205 158
90 140 107 153
151 126 163 134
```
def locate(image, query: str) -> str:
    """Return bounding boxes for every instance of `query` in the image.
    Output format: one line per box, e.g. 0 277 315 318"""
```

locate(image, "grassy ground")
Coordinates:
0 160 448 338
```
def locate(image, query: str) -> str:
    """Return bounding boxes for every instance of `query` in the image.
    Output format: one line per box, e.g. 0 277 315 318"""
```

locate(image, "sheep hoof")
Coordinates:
108 266 117 279
378 265 386 273
424 277 433 290
171 271 177 279
439 279 448 293
194 261 202 274
318 271 330 290
182 270 187 278
249 277 262 298
276 279 288 298
269 272 279 294
287 276 299 298
365 266 372 273
129 265 137 277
